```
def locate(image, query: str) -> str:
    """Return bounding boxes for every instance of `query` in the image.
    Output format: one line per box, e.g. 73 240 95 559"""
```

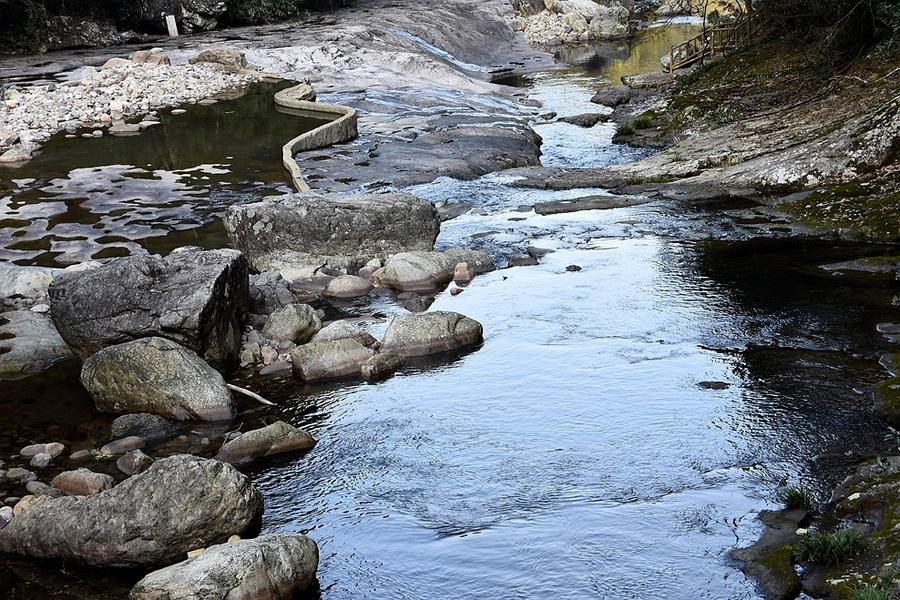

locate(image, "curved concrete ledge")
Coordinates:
274 83 359 192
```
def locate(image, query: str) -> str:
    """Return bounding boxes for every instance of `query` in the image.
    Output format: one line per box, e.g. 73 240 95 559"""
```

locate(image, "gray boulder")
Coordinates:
80 337 236 422
0 455 262 568
130 534 318 600
291 339 374 382
311 321 376 347
0 311 75 381
223 192 440 280
379 311 483 357
46 16 123 50
215 421 315 465
49 247 249 370
261 304 321 344
117 450 155 476
378 249 494 292
590 85 633 107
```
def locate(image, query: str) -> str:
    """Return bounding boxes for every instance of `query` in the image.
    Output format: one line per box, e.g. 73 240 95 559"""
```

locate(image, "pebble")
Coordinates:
171 108 188 115
29 453 51 469
565 265 583 272
69 449 93 462
100 435 146 456
30 303 50 313
116 449 154 476
0 506 12 528
6 468 36 484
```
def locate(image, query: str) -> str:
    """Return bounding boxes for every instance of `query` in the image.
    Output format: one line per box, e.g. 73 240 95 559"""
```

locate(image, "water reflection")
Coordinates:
0 82 327 266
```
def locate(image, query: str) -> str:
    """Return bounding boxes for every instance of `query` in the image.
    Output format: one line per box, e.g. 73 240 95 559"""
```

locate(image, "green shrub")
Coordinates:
798 529 869 566
775 485 812 511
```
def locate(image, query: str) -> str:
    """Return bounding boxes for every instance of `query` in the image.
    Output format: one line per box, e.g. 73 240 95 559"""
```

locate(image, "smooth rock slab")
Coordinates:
0 311 75 381
80 337 236 421
49 247 249 369
291 339 374 382
215 421 315 465
130 534 318 600
0 455 262 568
379 311 483 357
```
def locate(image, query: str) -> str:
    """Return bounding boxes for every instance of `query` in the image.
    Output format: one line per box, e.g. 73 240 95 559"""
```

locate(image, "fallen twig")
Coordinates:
227 383 275 406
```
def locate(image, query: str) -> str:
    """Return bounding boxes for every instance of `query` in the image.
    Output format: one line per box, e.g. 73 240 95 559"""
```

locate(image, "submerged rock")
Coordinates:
379 311 483 357
0 455 262 567
261 304 322 344
0 311 75 380
130 534 318 600
291 339 374 382
110 413 180 445
49 247 249 370
223 192 440 279
533 195 650 215
80 337 236 422
215 421 316 465
559 113 610 127
378 249 494 293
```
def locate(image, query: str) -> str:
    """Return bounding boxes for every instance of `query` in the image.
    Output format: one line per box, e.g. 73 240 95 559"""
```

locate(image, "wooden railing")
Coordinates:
666 13 754 73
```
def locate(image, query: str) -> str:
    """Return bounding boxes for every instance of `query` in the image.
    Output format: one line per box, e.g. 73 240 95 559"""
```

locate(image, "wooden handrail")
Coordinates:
666 13 755 74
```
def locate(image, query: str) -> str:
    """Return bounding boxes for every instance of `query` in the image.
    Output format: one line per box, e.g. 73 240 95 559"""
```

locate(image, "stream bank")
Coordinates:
1 2 900 599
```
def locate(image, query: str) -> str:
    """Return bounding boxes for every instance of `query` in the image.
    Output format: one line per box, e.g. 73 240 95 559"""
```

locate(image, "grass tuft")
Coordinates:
775 485 813 511
850 587 892 600
798 529 869 566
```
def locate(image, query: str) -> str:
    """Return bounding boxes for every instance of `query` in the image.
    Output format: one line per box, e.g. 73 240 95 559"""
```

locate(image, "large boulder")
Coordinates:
223 192 440 280
0 311 75 380
49 247 249 370
291 339 374 382
80 337 236 422
546 0 604 19
378 249 494 293
379 311 483 357
130 534 318 599
215 421 315 465
0 455 262 568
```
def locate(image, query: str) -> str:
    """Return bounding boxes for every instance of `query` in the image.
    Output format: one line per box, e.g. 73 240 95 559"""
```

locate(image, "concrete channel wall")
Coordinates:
274 83 359 192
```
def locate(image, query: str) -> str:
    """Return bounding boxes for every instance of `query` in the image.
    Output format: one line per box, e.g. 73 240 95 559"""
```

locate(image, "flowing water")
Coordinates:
2 23 900 600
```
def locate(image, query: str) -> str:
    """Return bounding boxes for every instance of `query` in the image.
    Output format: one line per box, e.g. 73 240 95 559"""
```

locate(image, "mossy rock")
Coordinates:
874 378 900 427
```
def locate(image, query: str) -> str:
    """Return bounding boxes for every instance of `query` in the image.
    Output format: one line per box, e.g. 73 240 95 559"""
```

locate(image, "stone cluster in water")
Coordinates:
0 48 259 164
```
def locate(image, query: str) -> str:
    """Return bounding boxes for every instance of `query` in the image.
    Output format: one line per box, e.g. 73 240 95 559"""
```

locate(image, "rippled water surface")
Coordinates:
2 22 899 600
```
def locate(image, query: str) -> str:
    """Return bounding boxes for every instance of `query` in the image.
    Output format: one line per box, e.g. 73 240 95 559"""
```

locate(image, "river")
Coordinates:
1 20 898 600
